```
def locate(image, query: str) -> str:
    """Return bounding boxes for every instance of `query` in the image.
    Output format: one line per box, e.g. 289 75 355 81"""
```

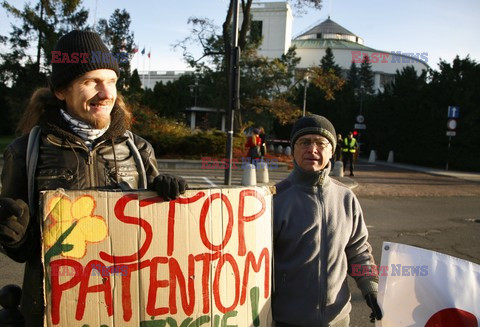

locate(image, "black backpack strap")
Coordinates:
124 130 147 189
26 125 42 216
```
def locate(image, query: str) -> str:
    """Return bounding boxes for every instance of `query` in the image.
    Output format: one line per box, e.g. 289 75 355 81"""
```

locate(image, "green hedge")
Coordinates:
148 130 245 158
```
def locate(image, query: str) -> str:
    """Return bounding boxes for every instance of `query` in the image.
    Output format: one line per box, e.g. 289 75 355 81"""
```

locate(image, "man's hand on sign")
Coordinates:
151 174 188 201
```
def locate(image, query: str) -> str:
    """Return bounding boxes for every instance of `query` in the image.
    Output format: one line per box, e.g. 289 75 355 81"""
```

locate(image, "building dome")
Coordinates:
248 3 430 92
295 17 364 45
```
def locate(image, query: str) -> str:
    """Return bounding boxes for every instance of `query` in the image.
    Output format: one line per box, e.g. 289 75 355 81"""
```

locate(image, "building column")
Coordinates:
374 73 381 92
190 112 196 130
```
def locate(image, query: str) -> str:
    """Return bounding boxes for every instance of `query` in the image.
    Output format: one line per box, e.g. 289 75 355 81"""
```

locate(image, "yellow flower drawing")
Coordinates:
44 195 108 259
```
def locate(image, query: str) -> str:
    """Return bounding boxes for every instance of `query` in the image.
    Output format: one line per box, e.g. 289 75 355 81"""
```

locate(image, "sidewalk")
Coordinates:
364 159 480 183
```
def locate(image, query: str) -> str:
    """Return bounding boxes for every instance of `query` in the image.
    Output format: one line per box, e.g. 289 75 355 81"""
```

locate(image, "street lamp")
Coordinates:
189 80 199 107
358 85 364 116
302 72 310 117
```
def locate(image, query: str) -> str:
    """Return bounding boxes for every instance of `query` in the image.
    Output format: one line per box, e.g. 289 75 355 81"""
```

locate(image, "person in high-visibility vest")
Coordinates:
342 131 358 176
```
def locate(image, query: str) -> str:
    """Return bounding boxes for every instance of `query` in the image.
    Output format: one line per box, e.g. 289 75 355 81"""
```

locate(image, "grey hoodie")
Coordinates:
273 163 378 326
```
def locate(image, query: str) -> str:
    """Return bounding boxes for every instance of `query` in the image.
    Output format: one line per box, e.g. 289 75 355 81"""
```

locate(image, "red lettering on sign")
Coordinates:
194 252 221 313
76 260 113 320
237 189 266 256
146 256 169 316
199 193 234 251
240 248 270 304
50 259 83 324
168 255 195 315
99 194 154 263
167 192 205 256
213 254 240 313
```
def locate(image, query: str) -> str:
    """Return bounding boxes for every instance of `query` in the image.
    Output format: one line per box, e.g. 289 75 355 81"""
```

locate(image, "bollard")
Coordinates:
241 163 257 186
368 150 376 163
256 161 269 183
0 284 24 327
284 146 292 156
268 144 275 154
276 145 283 154
331 161 344 177
387 150 394 163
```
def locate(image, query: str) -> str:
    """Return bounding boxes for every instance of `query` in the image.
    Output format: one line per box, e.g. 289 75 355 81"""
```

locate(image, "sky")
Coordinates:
1 0 479 72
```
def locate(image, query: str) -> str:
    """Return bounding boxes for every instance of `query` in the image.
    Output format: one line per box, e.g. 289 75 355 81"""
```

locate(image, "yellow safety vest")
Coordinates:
342 137 357 153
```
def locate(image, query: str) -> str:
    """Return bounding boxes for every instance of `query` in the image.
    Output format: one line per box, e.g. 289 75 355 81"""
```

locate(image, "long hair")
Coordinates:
17 88 61 135
17 88 133 135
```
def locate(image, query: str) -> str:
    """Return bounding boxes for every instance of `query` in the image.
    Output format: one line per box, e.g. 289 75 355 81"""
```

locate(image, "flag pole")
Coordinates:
142 47 146 88
136 46 140 72
148 48 151 89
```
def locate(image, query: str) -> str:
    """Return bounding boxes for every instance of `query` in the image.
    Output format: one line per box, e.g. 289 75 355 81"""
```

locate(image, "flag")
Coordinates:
132 44 138 54
376 242 480 327
147 50 151 59
141 47 145 55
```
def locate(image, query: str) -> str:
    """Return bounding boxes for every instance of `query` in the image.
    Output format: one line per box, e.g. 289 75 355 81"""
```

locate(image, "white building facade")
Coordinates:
240 2 293 58
248 1 429 92
138 70 192 90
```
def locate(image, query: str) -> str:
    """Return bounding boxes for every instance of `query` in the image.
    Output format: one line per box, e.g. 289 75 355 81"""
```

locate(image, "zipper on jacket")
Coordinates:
87 151 96 186
37 173 73 181
318 188 328 327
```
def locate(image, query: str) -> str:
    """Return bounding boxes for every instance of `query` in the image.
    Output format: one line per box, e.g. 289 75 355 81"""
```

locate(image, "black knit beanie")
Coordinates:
50 30 120 90
290 115 337 151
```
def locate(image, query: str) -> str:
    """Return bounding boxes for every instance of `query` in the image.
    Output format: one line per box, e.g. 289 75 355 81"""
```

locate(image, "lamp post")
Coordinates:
302 72 310 117
358 85 364 116
224 0 240 185
189 80 199 107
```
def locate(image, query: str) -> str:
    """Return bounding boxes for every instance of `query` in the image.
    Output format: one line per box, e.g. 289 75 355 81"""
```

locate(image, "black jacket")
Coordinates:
0 105 159 326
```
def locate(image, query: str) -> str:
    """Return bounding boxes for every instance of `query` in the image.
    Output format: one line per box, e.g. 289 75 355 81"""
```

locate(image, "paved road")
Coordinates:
347 162 480 326
1 160 479 326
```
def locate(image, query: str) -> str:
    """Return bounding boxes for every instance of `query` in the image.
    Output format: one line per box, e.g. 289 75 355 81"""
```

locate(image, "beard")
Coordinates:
87 114 111 129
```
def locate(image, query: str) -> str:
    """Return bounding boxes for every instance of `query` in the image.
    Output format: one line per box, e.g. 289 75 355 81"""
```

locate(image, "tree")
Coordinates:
129 69 143 93
242 46 302 127
96 9 135 91
306 48 345 101
359 55 374 93
0 0 88 133
428 56 480 170
320 47 342 76
2 0 89 75
176 0 323 131
347 62 359 90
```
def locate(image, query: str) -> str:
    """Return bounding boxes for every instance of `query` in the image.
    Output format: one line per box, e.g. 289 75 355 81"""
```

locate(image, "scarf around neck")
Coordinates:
60 109 109 148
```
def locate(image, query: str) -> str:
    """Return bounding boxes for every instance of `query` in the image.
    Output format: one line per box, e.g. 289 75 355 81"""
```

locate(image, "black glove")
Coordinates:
152 174 188 201
0 198 30 246
365 292 383 322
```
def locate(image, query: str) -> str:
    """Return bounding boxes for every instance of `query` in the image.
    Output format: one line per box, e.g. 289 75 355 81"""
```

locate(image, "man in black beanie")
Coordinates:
273 115 382 326
0 30 187 326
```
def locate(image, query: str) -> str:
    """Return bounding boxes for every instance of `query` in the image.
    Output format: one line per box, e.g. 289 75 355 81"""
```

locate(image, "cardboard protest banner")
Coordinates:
41 187 273 326
376 242 480 327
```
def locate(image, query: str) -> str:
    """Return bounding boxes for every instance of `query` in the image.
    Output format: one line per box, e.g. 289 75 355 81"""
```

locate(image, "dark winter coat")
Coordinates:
0 105 159 326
